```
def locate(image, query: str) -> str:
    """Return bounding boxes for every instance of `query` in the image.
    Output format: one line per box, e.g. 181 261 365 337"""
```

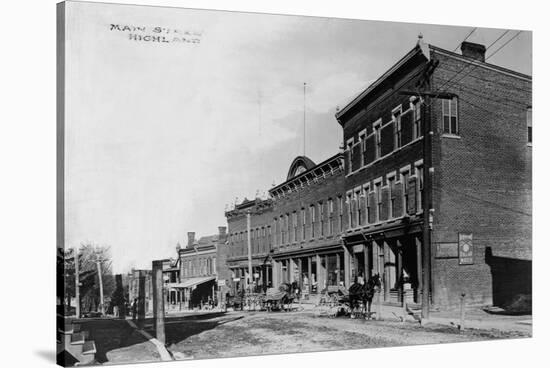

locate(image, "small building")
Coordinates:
127 269 153 316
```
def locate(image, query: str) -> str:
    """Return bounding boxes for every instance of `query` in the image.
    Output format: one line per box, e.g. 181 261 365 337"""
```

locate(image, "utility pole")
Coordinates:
303 82 307 156
95 249 105 316
247 211 253 292
421 95 433 323
74 247 80 318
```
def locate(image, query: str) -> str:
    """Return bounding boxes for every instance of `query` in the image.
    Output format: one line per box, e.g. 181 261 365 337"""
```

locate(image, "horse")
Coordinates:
348 274 381 319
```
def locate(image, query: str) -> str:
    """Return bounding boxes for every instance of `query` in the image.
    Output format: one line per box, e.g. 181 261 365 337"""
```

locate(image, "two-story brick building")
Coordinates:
335 37 531 309
160 227 228 310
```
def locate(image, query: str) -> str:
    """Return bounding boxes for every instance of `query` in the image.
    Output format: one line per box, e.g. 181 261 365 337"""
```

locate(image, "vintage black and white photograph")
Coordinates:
56 0 532 366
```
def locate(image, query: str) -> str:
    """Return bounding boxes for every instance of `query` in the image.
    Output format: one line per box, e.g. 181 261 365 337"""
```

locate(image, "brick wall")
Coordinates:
429 49 532 308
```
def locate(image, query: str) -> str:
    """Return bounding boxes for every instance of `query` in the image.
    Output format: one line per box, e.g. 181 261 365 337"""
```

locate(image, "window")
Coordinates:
401 169 410 215
301 208 306 241
374 120 382 158
346 192 353 228
285 214 290 244
359 131 366 167
415 164 424 213
388 175 396 218
309 205 316 238
393 107 402 149
375 181 382 222
443 97 459 135
292 212 298 242
338 196 344 232
274 218 278 245
328 198 334 235
280 215 285 244
413 99 423 139
527 107 532 144
319 202 325 236
346 139 354 174
365 185 371 223
355 189 362 226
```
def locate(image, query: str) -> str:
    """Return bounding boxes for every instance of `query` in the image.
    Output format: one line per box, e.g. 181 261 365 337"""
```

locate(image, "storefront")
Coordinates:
272 244 350 294
343 222 423 305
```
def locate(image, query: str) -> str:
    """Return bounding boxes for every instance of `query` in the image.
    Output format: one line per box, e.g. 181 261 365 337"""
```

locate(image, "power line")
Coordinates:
447 31 524 90
453 27 477 52
434 30 511 96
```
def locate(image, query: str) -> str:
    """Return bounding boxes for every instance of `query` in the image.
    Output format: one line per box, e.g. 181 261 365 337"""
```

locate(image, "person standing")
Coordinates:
132 298 138 320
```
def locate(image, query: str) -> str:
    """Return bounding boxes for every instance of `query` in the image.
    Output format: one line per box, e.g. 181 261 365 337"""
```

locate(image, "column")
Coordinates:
396 239 403 304
383 241 390 302
152 260 165 344
416 235 423 302
364 242 371 279
343 247 351 287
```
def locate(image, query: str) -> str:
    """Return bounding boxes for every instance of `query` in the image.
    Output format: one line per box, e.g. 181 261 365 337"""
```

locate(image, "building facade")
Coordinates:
335 39 531 308
225 154 347 297
161 227 228 310
224 39 531 310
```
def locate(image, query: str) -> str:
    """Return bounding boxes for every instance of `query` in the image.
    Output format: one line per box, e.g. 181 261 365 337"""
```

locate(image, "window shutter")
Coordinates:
380 186 390 221
352 143 362 171
394 181 403 217
365 135 376 164
381 123 394 156
407 177 417 214
368 192 376 223
401 110 413 145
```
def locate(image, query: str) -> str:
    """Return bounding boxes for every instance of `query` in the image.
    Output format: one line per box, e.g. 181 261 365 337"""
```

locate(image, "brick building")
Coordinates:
161 227 228 310
224 38 531 310
225 154 348 296
335 38 531 309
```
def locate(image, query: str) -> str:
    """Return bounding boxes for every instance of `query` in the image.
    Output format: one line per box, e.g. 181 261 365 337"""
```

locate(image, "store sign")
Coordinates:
353 244 364 253
458 233 474 265
233 277 240 282
217 279 226 286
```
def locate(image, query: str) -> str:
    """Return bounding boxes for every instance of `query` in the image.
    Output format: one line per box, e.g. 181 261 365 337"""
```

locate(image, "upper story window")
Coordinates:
346 192 353 228
413 98 423 139
393 107 402 149
328 198 334 235
442 97 459 135
359 131 366 167
338 195 344 232
309 205 316 238
388 175 396 218
292 212 298 242
415 163 424 213
318 202 325 236
527 107 532 144
374 181 382 222
374 120 382 158
346 138 354 174
355 188 362 226
301 208 306 241
401 168 410 215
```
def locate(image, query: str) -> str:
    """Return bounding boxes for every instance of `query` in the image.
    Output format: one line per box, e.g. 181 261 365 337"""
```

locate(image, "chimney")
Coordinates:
187 232 195 248
460 41 486 62
218 226 227 236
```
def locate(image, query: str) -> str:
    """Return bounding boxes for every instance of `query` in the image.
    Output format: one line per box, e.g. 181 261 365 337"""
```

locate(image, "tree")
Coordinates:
60 242 115 315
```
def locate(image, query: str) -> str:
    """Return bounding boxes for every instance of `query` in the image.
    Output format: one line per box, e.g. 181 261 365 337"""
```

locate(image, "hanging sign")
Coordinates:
458 233 474 265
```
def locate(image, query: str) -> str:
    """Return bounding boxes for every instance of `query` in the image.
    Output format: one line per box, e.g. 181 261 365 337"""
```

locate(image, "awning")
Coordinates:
166 276 216 289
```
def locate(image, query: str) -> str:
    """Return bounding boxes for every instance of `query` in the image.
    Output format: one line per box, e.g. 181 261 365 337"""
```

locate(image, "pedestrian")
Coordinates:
132 298 138 320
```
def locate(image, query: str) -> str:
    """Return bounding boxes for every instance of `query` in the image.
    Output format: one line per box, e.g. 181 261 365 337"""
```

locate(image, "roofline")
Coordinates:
335 44 425 120
335 41 531 121
269 152 343 195
429 45 532 81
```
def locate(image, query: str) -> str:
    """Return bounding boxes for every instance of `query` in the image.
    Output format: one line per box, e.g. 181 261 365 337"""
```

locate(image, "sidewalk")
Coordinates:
299 299 532 334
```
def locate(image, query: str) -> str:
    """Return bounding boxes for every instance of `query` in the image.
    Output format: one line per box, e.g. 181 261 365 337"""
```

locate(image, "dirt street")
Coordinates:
153 311 530 359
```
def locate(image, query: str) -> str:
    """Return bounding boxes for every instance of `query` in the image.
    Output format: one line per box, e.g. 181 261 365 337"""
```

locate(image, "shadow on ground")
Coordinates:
78 319 155 363
144 312 245 346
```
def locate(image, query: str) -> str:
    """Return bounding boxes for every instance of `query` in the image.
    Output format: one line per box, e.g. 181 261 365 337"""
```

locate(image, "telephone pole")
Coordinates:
74 247 80 318
247 210 252 292
95 249 105 316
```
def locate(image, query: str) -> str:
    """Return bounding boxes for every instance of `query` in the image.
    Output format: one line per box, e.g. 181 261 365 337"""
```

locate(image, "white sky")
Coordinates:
64 1 532 273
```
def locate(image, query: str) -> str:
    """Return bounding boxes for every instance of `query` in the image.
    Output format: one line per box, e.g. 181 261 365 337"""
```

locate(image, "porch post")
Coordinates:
343 247 351 287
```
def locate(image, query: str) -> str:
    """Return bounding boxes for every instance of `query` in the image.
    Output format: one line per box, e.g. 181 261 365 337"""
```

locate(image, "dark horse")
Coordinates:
348 274 381 319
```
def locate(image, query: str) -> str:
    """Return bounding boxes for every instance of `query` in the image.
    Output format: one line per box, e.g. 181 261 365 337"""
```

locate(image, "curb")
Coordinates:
126 320 173 361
